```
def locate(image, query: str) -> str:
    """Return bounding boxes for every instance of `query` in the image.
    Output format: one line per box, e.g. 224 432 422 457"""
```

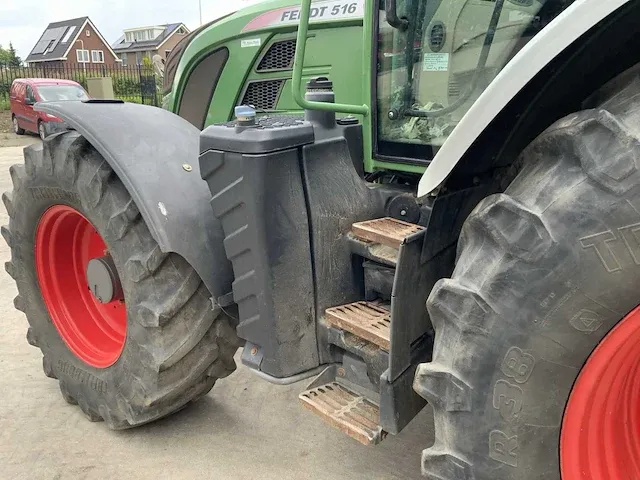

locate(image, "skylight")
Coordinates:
61 26 76 43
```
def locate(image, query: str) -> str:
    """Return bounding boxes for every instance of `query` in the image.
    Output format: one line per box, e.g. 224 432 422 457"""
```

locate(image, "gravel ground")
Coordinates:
0 143 435 479
0 110 12 134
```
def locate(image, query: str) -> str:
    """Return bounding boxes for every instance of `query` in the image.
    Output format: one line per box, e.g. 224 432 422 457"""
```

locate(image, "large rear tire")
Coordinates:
414 74 640 478
3 131 240 428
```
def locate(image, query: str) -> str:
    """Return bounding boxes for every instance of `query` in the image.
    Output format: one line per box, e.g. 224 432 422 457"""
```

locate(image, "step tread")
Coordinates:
299 382 386 445
325 301 391 350
352 217 424 249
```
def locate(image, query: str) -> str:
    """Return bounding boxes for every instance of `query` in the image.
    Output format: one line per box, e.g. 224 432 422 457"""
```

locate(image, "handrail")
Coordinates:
291 0 370 116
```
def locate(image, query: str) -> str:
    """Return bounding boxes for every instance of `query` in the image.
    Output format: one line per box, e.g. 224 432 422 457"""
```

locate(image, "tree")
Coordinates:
0 43 23 66
0 45 10 65
8 43 22 67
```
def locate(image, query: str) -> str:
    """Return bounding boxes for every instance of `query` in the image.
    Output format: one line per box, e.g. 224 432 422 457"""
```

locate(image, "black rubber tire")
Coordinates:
414 75 640 478
37 120 46 141
2 131 240 428
12 115 25 135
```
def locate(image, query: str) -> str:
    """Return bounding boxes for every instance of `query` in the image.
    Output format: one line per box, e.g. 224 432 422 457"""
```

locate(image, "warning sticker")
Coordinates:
241 38 261 48
242 0 364 32
423 53 449 72
509 10 533 23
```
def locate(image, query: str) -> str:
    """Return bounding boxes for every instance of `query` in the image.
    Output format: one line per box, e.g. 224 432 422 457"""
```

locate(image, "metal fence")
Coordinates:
0 62 160 108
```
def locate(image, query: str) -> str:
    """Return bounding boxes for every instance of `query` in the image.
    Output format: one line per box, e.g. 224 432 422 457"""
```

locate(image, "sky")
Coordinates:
0 0 265 60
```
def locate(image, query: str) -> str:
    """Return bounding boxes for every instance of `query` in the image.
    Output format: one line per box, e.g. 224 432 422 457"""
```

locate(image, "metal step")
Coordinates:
351 217 425 249
325 301 391 350
299 382 386 445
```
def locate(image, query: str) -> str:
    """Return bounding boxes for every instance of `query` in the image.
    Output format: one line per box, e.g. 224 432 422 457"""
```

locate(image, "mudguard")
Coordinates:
35 100 233 300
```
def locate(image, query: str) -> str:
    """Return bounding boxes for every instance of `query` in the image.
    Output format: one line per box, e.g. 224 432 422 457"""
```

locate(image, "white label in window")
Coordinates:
509 10 532 23
423 53 449 72
241 38 261 48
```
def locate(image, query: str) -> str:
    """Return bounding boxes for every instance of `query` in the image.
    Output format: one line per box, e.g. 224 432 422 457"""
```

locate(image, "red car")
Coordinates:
10 78 89 140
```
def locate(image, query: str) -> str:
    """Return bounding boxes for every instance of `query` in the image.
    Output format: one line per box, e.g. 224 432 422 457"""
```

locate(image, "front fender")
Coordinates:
36 100 233 300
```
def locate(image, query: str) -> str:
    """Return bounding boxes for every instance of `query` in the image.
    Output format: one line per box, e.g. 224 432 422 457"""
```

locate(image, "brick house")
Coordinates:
111 23 190 66
25 17 120 68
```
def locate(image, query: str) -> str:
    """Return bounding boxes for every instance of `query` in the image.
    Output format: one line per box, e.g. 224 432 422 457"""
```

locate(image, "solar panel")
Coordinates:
31 26 71 55
31 39 50 55
48 26 67 51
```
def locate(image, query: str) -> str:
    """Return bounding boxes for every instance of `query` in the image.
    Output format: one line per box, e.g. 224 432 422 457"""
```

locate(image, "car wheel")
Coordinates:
12 116 25 135
38 121 47 141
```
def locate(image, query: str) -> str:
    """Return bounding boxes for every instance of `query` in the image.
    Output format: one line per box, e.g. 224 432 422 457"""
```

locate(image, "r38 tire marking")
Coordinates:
490 347 537 467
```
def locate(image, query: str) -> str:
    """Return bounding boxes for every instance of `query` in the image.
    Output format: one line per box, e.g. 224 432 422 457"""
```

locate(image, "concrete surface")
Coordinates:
0 132 41 148
0 144 435 479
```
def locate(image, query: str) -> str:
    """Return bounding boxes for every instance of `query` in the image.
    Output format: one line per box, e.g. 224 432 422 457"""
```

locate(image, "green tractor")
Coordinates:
162 0 365 129
5 0 640 478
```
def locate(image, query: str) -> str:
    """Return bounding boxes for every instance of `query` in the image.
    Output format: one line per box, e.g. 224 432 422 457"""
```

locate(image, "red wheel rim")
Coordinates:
560 305 640 479
35 205 126 368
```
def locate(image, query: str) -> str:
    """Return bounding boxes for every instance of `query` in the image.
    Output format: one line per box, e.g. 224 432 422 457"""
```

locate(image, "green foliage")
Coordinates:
0 43 22 67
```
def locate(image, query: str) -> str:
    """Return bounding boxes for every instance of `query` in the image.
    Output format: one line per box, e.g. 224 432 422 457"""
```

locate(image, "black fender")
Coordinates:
36 100 233 300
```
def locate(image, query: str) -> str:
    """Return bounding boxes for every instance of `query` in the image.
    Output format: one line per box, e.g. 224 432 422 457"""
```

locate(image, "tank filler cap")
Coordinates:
235 105 257 126
306 77 333 91
337 116 359 126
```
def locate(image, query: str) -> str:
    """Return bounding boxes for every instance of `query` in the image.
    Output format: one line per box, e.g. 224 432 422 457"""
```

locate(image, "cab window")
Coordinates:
375 0 577 163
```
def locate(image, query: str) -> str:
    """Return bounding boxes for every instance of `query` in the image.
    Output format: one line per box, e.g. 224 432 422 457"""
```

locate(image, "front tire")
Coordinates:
2 131 240 428
414 75 640 478
12 115 25 135
38 120 46 141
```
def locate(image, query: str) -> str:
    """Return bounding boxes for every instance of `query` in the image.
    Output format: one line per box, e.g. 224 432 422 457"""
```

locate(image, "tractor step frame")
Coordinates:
325 301 391 351
352 217 425 249
299 381 387 445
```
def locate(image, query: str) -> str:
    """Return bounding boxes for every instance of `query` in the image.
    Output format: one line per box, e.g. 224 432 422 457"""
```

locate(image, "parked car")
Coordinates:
10 79 89 140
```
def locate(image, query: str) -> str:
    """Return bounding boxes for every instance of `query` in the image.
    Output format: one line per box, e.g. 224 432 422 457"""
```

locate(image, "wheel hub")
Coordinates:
87 255 123 304
35 205 126 368
560 305 640 479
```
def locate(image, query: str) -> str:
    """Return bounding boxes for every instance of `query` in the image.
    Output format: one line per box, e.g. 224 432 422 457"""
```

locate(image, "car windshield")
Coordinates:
37 85 89 102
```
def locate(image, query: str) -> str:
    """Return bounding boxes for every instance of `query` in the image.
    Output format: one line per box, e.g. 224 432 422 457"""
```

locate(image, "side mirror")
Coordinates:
24 98 35 106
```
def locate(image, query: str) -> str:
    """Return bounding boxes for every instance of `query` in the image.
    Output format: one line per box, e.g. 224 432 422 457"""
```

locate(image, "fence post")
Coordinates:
137 64 144 105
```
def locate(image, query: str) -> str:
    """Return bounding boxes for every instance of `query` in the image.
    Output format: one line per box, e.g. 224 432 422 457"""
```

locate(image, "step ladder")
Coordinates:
300 217 424 446
299 382 386 445
325 301 391 350
352 217 424 249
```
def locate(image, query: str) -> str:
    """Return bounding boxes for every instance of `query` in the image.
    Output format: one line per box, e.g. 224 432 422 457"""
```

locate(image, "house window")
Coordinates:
86 29 90 36
76 49 89 63
177 27 186 34
136 51 142 65
91 50 104 63
121 53 127 66
44 40 55 54
165 50 171 58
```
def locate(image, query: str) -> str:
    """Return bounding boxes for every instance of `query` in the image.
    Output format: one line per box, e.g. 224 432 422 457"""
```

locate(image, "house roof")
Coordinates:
111 23 187 53
26 17 120 63
25 17 88 63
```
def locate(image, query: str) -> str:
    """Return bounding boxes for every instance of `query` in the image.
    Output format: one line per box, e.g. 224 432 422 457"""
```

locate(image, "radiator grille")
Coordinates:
240 80 285 110
257 40 296 71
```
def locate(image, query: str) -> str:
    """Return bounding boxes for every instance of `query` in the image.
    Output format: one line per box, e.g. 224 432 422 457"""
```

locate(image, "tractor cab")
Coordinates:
370 0 573 174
